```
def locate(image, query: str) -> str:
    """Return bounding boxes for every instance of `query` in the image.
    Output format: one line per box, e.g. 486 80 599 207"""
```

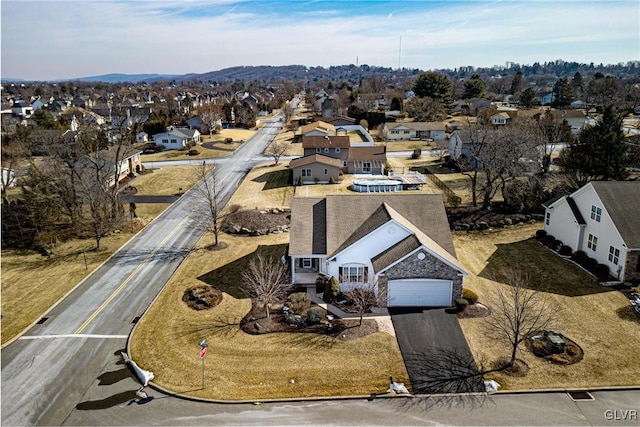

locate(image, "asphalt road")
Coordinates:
0 116 284 426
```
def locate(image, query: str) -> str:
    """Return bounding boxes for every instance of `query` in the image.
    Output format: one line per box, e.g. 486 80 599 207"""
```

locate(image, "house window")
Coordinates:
302 258 312 268
545 212 550 225
404 130 410 134
324 147 329 153
342 160 348 167
301 169 312 177
608 246 620 265
362 162 371 173
339 265 368 283
316 148 321 153
171 139 177 143
324 169 328 175
335 147 341 153
391 130 399 134
588 234 598 252
162 139 169 143
590 205 602 222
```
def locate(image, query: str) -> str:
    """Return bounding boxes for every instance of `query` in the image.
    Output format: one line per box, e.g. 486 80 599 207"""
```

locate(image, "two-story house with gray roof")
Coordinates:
543 181 640 282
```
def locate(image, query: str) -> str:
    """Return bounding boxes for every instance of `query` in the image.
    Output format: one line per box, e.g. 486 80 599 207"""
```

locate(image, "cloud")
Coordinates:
2 0 638 80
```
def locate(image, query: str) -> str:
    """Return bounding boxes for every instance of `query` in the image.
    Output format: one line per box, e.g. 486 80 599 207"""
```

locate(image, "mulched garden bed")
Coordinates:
240 299 378 340
457 302 491 319
526 330 584 365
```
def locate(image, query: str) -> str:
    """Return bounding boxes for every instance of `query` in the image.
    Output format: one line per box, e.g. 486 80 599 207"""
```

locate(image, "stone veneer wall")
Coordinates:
381 250 463 304
624 251 640 283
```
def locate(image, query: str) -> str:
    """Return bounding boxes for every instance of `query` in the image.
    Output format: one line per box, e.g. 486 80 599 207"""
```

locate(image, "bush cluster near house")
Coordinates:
536 230 610 280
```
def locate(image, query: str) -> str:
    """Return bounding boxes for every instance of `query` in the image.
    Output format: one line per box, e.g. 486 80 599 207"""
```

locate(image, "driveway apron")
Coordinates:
389 307 485 394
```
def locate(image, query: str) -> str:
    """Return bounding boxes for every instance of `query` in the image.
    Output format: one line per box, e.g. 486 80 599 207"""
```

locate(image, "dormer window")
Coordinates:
324 147 329 153
316 148 321 153
335 147 341 153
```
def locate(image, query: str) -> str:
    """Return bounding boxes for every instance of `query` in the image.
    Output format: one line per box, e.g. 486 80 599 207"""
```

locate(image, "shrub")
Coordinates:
530 339 551 357
447 195 462 207
323 276 340 303
455 298 469 311
306 306 326 324
583 257 598 270
188 149 200 156
288 292 311 315
594 263 610 281
154 144 166 152
296 175 303 186
411 148 421 159
559 245 572 256
572 250 588 263
535 229 547 239
329 176 336 184
224 137 233 144
462 288 479 305
542 234 556 248
228 204 242 214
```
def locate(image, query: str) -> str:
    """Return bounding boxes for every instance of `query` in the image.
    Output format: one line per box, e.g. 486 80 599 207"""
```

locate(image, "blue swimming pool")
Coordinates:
352 179 404 193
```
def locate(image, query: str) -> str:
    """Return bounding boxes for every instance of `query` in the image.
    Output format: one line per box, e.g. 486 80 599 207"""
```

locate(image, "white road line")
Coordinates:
18 334 129 340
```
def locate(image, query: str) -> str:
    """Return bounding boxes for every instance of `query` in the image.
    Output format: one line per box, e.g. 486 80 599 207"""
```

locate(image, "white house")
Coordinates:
490 112 511 126
543 181 640 283
136 132 149 143
151 128 201 150
382 122 446 141
289 194 468 307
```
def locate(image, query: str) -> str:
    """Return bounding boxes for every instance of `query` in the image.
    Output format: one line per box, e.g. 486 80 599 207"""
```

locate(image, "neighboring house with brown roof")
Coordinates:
297 135 387 177
382 122 446 141
290 154 342 184
543 181 640 283
299 121 336 137
289 194 468 307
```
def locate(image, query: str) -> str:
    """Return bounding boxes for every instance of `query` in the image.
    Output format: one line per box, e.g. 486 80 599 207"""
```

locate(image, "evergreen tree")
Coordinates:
563 106 630 186
520 87 537 108
413 72 452 107
463 74 486 99
552 77 574 108
571 72 584 100
510 72 523 95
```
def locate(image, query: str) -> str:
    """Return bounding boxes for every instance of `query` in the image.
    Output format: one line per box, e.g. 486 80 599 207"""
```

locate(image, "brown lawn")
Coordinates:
130 166 204 196
129 232 409 400
454 223 640 390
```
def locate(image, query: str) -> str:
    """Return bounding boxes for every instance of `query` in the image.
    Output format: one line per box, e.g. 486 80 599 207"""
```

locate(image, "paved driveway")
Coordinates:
389 307 485 394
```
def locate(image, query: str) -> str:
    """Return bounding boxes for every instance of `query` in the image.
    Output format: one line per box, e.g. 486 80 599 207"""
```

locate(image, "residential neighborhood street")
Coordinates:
0 116 284 426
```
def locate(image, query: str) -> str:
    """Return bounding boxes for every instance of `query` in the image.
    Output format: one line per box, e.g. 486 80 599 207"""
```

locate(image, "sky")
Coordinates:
1 0 639 81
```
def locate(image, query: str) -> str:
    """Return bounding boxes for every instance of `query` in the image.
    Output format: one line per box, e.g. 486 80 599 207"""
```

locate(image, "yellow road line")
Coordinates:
74 216 189 334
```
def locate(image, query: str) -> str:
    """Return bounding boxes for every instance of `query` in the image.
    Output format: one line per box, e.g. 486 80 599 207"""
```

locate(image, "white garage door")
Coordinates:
387 279 453 307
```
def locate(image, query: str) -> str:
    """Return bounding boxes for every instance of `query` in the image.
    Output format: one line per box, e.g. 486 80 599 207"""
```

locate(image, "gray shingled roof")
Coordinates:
591 181 640 248
289 193 467 273
371 235 421 273
289 198 326 255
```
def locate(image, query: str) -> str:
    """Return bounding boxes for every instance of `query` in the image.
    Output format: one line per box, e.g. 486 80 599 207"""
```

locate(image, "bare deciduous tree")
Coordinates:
192 161 221 246
197 102 223 136
341 276 388 327
242 253 291 318
484 271 557 368
264 140 288 166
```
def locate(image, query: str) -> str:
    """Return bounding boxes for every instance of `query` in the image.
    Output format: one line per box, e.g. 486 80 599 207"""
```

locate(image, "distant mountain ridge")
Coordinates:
4 60 637 84
73 73 179 83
